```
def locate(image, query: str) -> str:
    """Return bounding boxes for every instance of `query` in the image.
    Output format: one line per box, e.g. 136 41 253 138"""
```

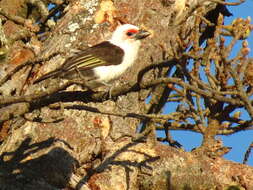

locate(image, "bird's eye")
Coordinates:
126 32 134 36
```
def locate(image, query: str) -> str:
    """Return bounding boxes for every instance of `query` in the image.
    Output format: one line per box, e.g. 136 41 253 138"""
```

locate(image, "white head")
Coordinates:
109 24 150 50
93 24 150 83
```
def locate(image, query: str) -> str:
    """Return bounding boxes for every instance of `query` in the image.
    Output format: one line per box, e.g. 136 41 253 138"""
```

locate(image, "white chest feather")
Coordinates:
93 40 140 83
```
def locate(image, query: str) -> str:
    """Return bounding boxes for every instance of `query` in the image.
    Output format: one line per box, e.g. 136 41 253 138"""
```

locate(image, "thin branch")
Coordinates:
243 142 253 164
0 80 73 106
0 60 34 87
218 121 253 135
0 77 246 107
194 13 215 27
154 119 253 135
229 68 253 118
50 103 177 122
209 0 245 6
0 8 39 32
0 18 8 48
155 122 204 133
0 51 61 86
26 0 49 20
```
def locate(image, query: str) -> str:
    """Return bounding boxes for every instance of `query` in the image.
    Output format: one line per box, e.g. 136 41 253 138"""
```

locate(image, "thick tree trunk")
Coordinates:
0 0 252 189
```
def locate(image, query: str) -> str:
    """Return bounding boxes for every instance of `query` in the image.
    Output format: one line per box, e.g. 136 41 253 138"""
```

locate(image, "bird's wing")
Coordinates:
33 41 124 84
61 41 124 72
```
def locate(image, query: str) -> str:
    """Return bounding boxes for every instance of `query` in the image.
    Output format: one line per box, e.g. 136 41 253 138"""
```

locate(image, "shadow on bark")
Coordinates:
76 136 160 190
0 137 77 189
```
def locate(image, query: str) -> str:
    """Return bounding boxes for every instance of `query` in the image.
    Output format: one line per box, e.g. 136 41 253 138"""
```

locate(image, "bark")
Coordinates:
0 0 252 189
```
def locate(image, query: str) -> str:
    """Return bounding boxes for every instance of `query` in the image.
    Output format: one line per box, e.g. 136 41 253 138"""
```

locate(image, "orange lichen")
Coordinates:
93 116 111 139
0 121 10 141
94 0 117 25
9 48 34 65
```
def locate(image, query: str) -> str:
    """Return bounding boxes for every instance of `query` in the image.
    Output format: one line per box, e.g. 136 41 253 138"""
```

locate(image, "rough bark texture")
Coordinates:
0 0 252 190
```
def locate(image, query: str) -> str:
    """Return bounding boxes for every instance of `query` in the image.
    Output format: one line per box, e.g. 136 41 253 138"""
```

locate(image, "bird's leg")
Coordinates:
101 82 115 99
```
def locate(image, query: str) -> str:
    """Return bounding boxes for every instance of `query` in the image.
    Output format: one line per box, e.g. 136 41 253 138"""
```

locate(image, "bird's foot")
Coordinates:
108 86 114 99
100 82 115 99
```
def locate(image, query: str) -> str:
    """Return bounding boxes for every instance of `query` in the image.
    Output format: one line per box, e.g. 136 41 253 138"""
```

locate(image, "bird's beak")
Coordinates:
134 29 151 40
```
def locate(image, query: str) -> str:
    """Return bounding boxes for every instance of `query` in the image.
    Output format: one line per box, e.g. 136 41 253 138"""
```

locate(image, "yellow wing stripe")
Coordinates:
65 56 106 72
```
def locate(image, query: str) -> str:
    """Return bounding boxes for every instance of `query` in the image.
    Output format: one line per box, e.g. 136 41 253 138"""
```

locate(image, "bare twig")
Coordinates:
243 142 253 164
0 80 74 106
0 77 246 108
194 13 215 27
0 18 8 48
26 0 49 20
0 8 39 32
229 68 253 118
209 0 245 6
0 51 61 86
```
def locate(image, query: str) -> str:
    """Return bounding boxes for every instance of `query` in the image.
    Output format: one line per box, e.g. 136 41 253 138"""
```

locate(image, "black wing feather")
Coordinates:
62 41 124 71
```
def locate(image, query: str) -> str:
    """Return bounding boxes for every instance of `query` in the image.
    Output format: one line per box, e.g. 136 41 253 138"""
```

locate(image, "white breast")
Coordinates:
93 40 141 83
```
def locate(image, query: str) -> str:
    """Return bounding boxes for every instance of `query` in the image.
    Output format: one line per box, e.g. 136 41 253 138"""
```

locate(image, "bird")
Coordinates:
34 24 150 89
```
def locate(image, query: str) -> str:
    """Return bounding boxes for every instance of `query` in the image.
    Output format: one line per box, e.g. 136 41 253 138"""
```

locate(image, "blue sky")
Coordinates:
158 1 253 166
222 0 253 166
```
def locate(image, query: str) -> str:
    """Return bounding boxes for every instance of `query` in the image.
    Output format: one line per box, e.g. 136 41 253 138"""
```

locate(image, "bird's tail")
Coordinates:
33 69 62 84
